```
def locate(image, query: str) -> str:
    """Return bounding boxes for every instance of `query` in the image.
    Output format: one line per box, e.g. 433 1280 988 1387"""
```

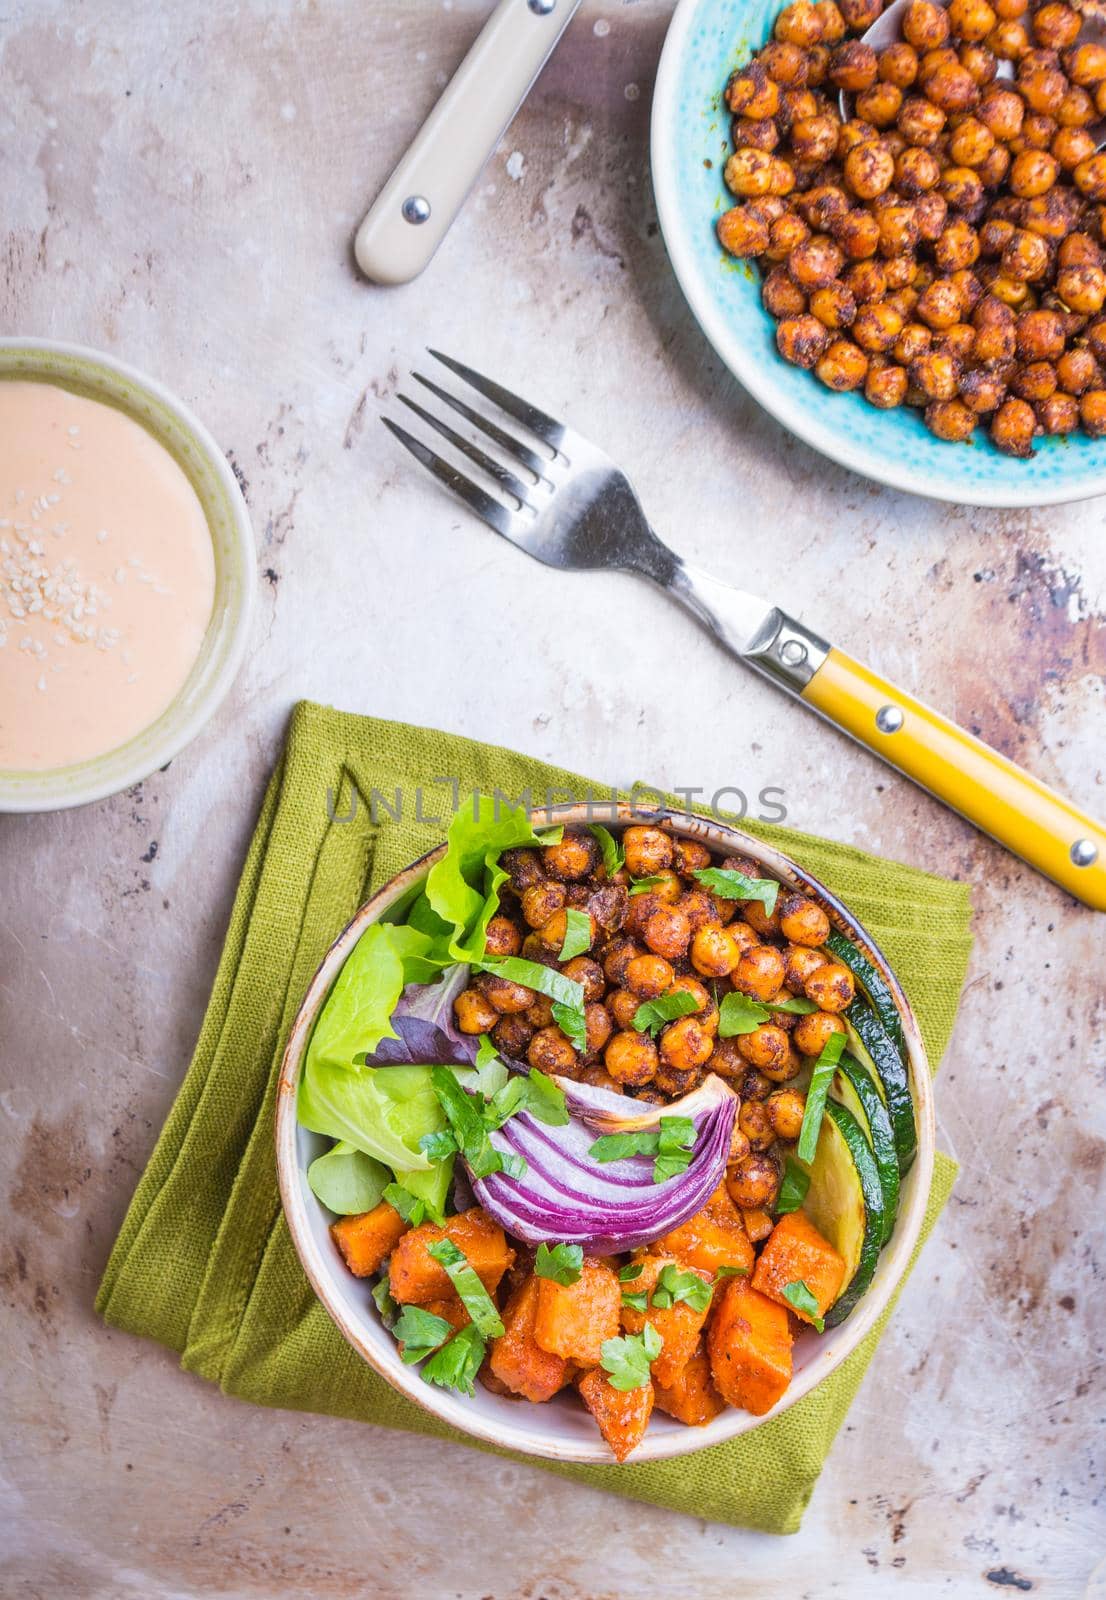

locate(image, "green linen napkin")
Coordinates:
97 701 971 1534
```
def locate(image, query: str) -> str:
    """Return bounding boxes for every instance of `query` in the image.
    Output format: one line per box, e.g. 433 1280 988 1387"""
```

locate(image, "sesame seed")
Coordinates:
37 675 46 691
67 425 80 437
95 529 108 543
114 568 126 584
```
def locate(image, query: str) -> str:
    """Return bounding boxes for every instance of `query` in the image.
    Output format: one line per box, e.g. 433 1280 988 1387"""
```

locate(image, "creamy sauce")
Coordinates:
0 381 215 771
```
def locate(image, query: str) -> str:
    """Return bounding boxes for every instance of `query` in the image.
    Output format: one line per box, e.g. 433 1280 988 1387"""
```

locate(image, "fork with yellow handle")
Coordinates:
385 351 1106 910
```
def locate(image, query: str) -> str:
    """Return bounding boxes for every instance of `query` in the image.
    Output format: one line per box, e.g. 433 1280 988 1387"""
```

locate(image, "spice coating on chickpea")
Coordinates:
712 0 1105 443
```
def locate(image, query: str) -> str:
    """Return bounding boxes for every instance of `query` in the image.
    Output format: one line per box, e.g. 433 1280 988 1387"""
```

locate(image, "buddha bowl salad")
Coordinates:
298 802 917 1461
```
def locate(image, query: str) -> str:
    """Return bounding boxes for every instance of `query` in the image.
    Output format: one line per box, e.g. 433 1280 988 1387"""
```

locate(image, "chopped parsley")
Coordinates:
589 824 625 878
775 1156 811 1215
392 1304 453 1364
649 1263 713 1314
632 989 699 1037
420 1322 487 1397
534 1242 584 1285
782 1278 825 1332
600 1322 663 1390
558 907 593 962
589 1115 698 1185
693 866 779 912
796 1030 847 1164
382 1182 427 1227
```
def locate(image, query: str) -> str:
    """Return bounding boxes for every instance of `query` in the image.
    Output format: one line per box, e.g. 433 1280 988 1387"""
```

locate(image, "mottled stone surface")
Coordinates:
1 1 1104 1596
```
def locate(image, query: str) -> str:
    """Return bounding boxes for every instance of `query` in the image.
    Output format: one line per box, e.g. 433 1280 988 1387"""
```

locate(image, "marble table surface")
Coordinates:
2 1 1104 1595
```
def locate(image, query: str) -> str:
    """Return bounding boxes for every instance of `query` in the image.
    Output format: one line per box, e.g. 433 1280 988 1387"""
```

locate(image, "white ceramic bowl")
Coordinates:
0 339 255 811
276 804 935 1465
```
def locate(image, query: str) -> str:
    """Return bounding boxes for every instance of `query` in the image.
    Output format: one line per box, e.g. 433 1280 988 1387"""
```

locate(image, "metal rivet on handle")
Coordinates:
780 639 807 667
401 195 431 225
875 704 904 734
528 0 557 12
1071 838 1099 868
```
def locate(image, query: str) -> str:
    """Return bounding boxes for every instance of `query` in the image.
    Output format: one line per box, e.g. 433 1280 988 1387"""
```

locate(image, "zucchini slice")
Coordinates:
846 1001 917 1174
800 1100 886 1328
825 928 905 1054
832 1053 900 1246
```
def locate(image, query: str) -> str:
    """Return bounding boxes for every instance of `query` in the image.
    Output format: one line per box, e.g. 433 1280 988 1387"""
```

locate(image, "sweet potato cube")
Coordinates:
653 1341 726 1427
489 1275 570 1403
707 1278 793 1416
533 1257 620 1366
422 1295 471 1335
389 1207 513 1305
752 1211 847 1323
330 1201 408 1278
620 1254 713 1388
577 1367 654 1462
656 1183 754 1278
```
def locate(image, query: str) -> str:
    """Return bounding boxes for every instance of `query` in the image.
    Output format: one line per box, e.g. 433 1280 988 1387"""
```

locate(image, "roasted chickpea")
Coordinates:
791 113 841 163
978 86 1025 139
774 0 825 45
815 0 848 41
839 0 883 27
1057 85 1094 128
1010 360 1057 400
990 394 1038 453
478 972 536 1015
935 320 977 361
816 335 871 387
830 41 880 92
724 147 778 198
851 299 905 350
484 913 522 958
783 943 829 992
556 958 601 1005
525 993 555 1029
892 148 938 199
622 825 673 878
810 280 860 328
1019 63 1067 117
520 880 565 930
915 277 963 330
895 320 934 362
1088 318 1106 362
856 81 905 126
671 838 711 876
731 945 785 1003
844 259 890 303
624 953 675 1000
838 115 881 157
803 961 856 1011
1075 152 1106 199
934 218 981 273
941 164 986 210
793 1008 846 1057
1079 388 1106 434
761 39 810 85
602 937 642 987
1057 266 1106 313
604 1029 658 1086
1037 390 1080 431
798 183 851 233
764 263 809 317
898 94 947 144
1009 148 1059 197
915 190 950 240
876 44 917 92
950 0 998 40
764 212 811 266
776 892 831 947
726 1152 781 1210
789 234 847 289
1056 347 1099 393
675 888 722 937
948 117 995 170
779 86 821 129
606 987 641 1030
959 364 1008 411
880 203 921 256
690 925 744 977
1033 2 1080 49
1064 43 1106 88
736 1023 793 1074
903 0 950 48
834 207 883 260
1016 307 1066 359
668 974 718 1025
742 896 783 938
1001 226 1051 281
776 312 833 368
454 987 501 1034
579 1003 612 1059
738 1100 777 1153
536 828 594 881
960 42 1000 86
766 1088 807 1141
986 18 1031 59
658 1013 715 1074
926 397 978 438
638 906 690 963
977 143 1012 187
1054 127 1097 172
727 62 781 119
491 1013 534 1059
1022 186 1083 238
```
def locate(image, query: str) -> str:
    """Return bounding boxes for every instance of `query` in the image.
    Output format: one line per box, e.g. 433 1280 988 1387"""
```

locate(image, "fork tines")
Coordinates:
383 351 566 535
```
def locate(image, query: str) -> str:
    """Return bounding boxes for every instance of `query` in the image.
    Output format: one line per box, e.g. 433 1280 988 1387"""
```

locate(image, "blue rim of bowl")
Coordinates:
0 339 255 812
650 0 1106 509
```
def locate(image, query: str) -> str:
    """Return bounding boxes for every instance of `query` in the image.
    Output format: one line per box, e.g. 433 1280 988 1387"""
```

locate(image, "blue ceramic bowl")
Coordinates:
651 0 1106 507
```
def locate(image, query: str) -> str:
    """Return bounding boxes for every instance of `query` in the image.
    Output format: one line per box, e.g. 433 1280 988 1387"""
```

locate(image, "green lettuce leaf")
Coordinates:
306 1141 390 1215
